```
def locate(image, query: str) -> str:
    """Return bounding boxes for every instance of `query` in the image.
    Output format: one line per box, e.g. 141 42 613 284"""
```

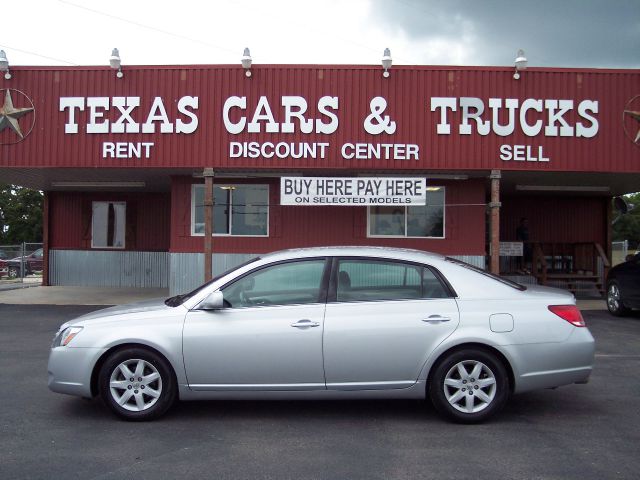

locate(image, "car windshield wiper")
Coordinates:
164 294 186 307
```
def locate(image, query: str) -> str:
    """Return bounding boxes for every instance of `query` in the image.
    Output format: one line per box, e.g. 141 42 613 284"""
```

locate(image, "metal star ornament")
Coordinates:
624 109 640 144
0 89 34 139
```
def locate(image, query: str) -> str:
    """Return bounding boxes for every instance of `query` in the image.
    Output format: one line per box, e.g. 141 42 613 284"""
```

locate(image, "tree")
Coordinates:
0 185 44 244
612 192 640 250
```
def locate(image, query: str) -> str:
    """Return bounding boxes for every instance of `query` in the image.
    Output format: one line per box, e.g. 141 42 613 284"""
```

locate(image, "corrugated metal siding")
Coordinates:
170 252 257 294
4 65 639 173
449 255 486 269
168 252 485 295
50 250 169 288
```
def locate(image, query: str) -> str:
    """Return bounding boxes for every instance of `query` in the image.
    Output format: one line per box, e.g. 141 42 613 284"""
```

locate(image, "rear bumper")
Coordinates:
506 327 595 393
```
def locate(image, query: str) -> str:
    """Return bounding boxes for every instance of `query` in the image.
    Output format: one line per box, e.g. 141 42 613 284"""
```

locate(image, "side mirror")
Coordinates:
198 291 225 310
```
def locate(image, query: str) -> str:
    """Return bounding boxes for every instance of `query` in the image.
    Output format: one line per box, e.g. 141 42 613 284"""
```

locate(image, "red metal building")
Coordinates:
1 64 638 293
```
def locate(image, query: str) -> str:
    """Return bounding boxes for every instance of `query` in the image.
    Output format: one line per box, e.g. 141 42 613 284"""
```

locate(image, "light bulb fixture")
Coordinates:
241 47 252 77
513 49 527 80
381 48 392 78
109 48 123 78
0 50 11 80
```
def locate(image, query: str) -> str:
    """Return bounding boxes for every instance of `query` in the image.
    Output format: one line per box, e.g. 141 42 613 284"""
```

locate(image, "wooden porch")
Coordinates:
530 242 609 296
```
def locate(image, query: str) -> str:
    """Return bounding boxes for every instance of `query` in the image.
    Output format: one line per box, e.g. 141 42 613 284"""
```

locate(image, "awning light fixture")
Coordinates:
0 50 11 80
381 48 392 78
109 48 123 78
513 49 527 80
241 48 252 77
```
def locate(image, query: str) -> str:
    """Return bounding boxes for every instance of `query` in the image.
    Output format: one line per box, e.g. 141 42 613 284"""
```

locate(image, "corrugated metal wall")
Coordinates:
50 249 485 294
5 65 639 173
50 250 169 288
170 252 258 294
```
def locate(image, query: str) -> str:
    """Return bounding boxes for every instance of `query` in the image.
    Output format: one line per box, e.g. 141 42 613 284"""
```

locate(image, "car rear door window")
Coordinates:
336 259 449 302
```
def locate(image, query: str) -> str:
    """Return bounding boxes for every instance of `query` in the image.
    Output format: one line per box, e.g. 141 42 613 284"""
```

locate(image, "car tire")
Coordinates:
606 281 630 317
98 347 177 421
8 266 19 279
429 349 509 424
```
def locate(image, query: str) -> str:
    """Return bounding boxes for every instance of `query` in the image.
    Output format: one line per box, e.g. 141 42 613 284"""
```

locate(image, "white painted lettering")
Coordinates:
176 96 199 134
59 97 85 134
430 97 457 134
86 97 110 134
111 97 140 134
142 97 173 133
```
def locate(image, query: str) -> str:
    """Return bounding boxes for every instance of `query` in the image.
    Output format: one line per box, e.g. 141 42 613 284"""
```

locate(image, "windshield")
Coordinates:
164 256 261 307
445 257 527 291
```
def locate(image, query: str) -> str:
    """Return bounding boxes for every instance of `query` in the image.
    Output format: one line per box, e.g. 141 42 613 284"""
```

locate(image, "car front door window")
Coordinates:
222 259 327 308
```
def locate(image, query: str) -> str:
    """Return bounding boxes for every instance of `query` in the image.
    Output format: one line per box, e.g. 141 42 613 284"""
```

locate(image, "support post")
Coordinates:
42 191 50 286
203 168 215 282
489 170 501 275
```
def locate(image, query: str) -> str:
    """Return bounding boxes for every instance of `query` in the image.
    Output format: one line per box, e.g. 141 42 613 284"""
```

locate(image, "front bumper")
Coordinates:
47 346 107 398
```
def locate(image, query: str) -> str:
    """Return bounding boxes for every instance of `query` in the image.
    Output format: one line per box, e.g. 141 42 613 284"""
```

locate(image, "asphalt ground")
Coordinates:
0 304 639 480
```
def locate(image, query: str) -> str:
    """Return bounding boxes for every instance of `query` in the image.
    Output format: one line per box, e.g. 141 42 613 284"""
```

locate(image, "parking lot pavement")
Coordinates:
1 304 639 480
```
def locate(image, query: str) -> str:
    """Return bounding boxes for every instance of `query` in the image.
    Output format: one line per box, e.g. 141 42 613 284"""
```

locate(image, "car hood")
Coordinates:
60 298 179 329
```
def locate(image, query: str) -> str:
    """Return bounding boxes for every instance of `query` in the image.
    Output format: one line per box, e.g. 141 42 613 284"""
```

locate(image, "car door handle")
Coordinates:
290 319 320 328
422 315 451 323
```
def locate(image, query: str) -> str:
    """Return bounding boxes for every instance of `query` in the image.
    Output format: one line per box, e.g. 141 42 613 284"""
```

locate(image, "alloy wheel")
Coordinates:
109 359 163 412
443 360 497 414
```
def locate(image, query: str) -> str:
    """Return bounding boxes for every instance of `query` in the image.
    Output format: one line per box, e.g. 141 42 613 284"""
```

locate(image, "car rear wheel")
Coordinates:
98 348 177 421
607 281 630 317
429 349 509 424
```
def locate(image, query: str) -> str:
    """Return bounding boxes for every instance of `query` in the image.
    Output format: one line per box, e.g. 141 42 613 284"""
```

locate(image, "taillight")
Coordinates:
548 305 586 327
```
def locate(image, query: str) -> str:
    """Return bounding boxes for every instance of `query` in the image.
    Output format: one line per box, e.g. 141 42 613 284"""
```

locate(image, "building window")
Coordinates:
192 184 269 236
92 201 126 249
368 187 445 238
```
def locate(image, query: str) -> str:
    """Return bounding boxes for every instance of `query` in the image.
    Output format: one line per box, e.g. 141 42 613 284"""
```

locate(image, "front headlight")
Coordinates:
52 326 83 347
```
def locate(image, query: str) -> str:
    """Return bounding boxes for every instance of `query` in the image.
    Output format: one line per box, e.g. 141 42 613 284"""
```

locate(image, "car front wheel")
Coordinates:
429 349 509 424
607 281 629 317
98 348 177 421
8 266 19 279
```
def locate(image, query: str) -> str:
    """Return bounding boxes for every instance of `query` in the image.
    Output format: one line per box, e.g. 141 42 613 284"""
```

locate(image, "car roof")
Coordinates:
259 246 445 264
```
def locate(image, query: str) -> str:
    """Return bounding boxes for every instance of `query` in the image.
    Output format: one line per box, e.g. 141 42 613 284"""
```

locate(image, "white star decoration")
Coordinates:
0 89 34 139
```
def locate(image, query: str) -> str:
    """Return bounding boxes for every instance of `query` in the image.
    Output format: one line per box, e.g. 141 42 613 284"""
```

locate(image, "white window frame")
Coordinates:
366 186 446 239
91 201 126 249
191 184 270 237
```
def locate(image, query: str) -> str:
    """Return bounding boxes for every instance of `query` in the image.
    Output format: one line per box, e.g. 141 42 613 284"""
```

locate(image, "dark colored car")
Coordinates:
0 253 8 279
7 248 44 278
606 251 640 316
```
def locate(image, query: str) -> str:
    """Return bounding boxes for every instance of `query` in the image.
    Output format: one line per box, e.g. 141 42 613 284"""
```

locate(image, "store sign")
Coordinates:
57 92 600 165
499 242 524 257
281 177 427 206
59 96 199 159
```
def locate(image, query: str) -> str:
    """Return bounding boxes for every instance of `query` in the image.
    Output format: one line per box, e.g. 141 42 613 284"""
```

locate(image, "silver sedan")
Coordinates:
48 246 594 423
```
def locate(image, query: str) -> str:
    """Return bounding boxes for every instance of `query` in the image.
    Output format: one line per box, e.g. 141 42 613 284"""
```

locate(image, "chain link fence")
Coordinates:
0 242 44 285
612 240 629 266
